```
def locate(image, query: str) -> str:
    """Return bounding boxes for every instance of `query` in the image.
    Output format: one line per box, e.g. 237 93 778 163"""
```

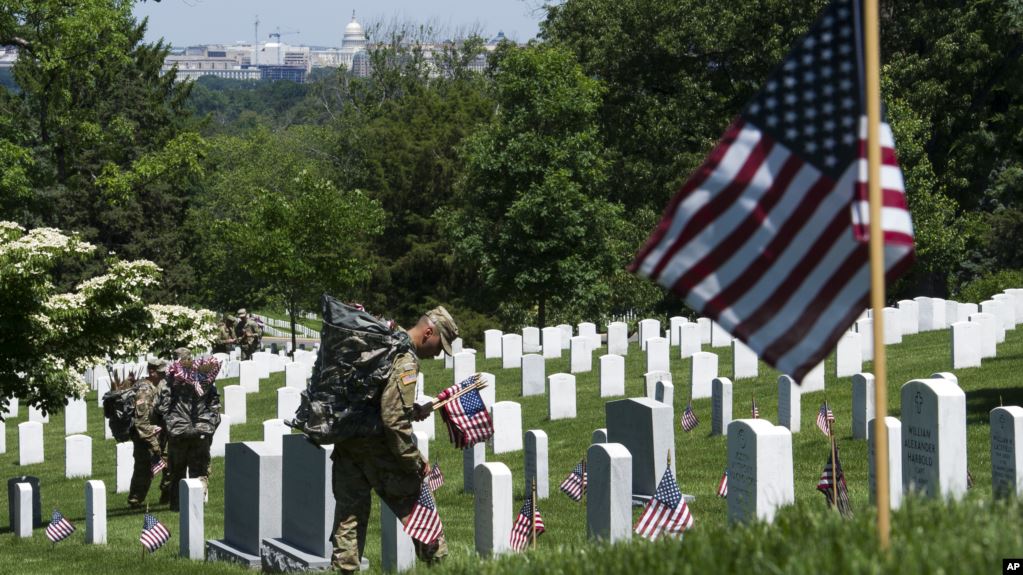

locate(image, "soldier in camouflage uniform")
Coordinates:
128 358 169 507
212 314 236 354
234 308 261 360
330 306 459 573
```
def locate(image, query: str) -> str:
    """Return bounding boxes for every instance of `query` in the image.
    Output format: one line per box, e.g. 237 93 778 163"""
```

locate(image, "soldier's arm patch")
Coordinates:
399 363 418 386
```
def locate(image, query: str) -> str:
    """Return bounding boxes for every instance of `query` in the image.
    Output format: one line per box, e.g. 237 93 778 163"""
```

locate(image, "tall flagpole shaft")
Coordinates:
864 0 891 550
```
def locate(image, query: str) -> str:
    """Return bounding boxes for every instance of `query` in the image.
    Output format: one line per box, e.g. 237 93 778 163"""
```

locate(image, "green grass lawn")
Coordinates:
0 323 1021 574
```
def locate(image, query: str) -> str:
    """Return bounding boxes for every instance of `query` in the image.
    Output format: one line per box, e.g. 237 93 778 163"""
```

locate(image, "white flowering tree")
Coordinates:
0 222 217 417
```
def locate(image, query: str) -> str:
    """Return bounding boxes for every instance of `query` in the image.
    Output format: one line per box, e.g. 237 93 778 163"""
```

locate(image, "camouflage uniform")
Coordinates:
235 316 261 360
212 318 235 354
128 373 168 505
330 336 447 572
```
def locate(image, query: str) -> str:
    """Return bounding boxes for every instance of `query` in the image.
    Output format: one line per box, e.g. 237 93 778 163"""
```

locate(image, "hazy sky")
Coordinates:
133 0 547 48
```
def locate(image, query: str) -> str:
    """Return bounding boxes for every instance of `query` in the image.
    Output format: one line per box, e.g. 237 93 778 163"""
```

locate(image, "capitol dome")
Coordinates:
342 12 366 51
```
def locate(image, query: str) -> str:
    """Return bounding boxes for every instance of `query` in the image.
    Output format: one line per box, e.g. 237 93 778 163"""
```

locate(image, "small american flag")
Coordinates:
404 481 443 545
559 459 587 502
816 402 835 436
681 401 699 432
628 0 914 383
437 374 494 449
151 454 167 477
634 467 694 540
46 510 76 543
140 513 171 552
427 462 445 492
168 357 221 397
751 397 760 419
716 471 729 498
509 494 545 551
817 446 852 517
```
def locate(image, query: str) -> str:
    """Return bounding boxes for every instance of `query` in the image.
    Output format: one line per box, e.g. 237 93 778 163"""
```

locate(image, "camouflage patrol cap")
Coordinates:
174 347 192 361
236 308 248 317
426 306 459 356
147 358 168 374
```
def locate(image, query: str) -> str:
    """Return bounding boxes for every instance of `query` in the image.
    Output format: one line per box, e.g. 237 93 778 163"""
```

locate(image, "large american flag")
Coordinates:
46 510 76 543
436 374 493 449
629 0 914 382
634 467 694 540
427 462 445 492
140 513 171 552
680 401 699 432
559 459 587 502
404 481 443 545
817 445 853 517
509 494 545 551
817 402 835 436
716 471 728 498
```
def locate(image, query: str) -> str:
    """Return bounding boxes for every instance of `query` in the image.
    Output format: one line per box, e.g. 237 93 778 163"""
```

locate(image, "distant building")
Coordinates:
339 12 368 74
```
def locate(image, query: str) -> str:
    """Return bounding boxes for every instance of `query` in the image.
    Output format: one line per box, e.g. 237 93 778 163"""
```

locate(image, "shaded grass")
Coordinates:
0 325 1019 573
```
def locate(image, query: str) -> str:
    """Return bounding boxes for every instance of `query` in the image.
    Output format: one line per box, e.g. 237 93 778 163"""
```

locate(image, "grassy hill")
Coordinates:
0 323 1020 574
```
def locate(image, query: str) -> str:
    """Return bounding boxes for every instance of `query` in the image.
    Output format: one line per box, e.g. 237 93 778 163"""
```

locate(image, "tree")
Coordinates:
0 221 215 417
454 45 624 328
191 129 385 352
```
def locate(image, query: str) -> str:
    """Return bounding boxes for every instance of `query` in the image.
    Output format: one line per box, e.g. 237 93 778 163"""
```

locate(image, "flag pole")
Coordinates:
829 421 840 515
864 0 891 550
531 479 538 550
582 458 587 503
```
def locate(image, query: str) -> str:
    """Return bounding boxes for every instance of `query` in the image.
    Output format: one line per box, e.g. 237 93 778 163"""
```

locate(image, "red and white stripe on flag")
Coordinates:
628 0 914 382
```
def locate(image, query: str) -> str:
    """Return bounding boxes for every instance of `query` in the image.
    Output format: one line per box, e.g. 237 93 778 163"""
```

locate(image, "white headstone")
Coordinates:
85 480 107 545
65 434 92 478
578 322 600 350
14 483 32 538
548 374 577 420
882 306 903 344
180 478 205 560
679 323 701 359
0 420 5 454
251 352 272 380
992 294 1017 330
697 318 712 344
3 397 18 419
980 300 1007 343
836 331 862 378
570 336 593 374
777 376 800 432
18 421 43 466
643 371 671 400
605 398 674 498
65 397 88 435
654 381 674 413
522 327 541 354
732 339 758 380
524 430 548 499
799 361 825 393
492 402 523 454
262 419 291 454
104 417 114 441
726 419 795 524
463 443 486 493
958 302 979 323
116 441 133 492
478 372 496 411
690 351 718 399
239 360 260 394
638 319 661 351
211 413 231 458
917 297 946 331
668 317 687 347
473 462 513 558
712 377 734 436
856 318 874 361
502 334 522 370
521 354 545 397
1006 289 1023 324
277 387 301 421
284 362 306 389
645 336 669 375
95 376 110 406
991 406 1023 498
28 405 48 424
381 501 415 572
484 329 503 359
897 299 919 335
710 321 731 348
224 385 247 425
607 322 628 356
852 373 875 440
558 324 573 349
969 312 998 359
412 396 435 441
944 300 960 325
900 378 968 499
599 354 625 398
586 442 633 543
207 441 283 566
868 416 903 510
951 321 982 369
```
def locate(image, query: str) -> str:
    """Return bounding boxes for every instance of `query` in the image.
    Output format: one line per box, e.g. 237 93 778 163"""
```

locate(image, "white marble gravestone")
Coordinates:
65 434 92 478
868 416 903 510
990 406 1023 498
596 354 624 399
115 441 132 492
18 421 43 466
944 300 960 325
463 443 486 493
980 300 1007 343
951 321 981 369
645 337 669 375
607 322 629 356
605 398 674 498
262 419 291 454
277 387 301 421
586 443 632 543
380 502 415 573
492 402 523 454
14 483 32 538
900 378 968 499
578 322 600 350
453 351 476 387
412 396 436 441
777 376 800 432
917 297 946 331
969 312 998 359
643 371 671 400
638 319 661 351
479 372 496 412
474 462 513 558
239 360 260 394
284 362 306 390
85 480 107 545
856 318 874 362
224 385 247 425
897 299 919 335
697 318 712 344
558 324 573 349
501 334 522 370
882 306 903 345
212 414 232 458
548 374 577 420
65 397 88 435
710 321 731 348
522 327 541 354
852 373 875 440
484 329 503 359
712 377 734 436
28 405 48 424
668 317 687 347
542 327 563 359
524 430 548 500
180 478 205 560
836 331 862 378
679 323 702 359
690 352 718 399
726 419 794 524
521 354 545 397
570 336 593 374
799 361 825 393
732 340 758 380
